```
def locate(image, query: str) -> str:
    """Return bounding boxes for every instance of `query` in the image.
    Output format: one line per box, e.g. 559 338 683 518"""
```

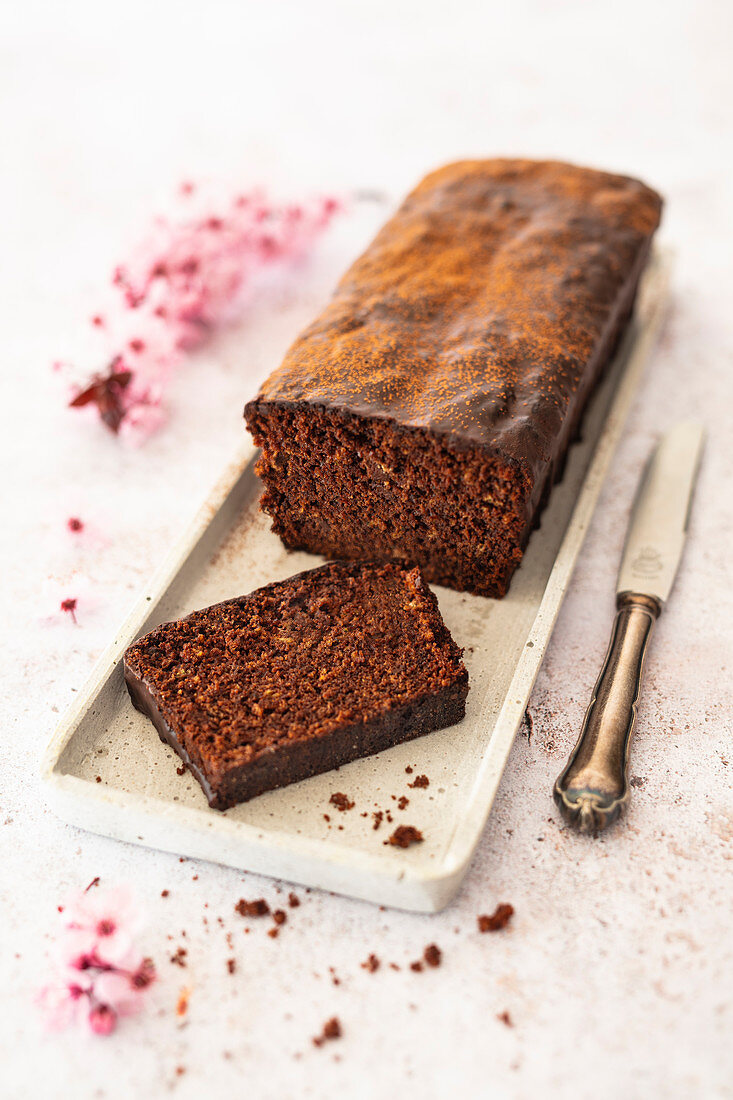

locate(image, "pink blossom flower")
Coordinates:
36 978 91 1032
64 184 341 441
38 885 156 1036
63 885 143 967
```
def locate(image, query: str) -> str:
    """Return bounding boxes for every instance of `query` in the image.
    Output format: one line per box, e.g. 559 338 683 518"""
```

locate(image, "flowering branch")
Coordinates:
61 184 341 442
37 885 156 1036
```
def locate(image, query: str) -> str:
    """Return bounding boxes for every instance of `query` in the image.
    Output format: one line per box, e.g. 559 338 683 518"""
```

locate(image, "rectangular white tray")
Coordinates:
42 250 670 912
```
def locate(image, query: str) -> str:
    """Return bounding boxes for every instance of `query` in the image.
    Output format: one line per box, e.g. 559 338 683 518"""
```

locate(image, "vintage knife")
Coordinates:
554 421 705 834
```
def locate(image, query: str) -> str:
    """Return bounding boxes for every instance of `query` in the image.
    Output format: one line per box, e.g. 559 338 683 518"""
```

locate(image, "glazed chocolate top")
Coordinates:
251 159 662 477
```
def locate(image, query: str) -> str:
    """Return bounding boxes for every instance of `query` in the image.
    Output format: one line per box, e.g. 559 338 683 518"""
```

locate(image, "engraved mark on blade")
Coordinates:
629 546 664 579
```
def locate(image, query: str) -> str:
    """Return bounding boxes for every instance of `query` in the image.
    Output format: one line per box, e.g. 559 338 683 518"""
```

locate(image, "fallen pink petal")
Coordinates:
88 1003 117 1036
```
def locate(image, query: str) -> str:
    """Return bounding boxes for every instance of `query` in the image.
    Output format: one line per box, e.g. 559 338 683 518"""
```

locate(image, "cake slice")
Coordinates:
124 561 468 809
245 158 662 598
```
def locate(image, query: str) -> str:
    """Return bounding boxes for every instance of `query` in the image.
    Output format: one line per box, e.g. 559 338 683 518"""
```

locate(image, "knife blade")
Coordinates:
553 421 705 834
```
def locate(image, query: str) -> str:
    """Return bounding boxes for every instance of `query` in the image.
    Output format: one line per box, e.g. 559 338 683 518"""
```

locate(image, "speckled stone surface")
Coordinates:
1 2 731 1098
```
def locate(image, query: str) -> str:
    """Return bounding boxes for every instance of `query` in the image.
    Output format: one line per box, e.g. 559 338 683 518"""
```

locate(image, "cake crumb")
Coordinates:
170 946 187 967
372 811 383 831
497 1011 514 1027
361 953 380 973
235 898 270 918
95 776 102 783
313 1017 342 1047
397 796 409 810
478 903 515 932
272 909 287 926
267 928 279 939
161 889 169 898
288 892 300 908
405 766 413 774
408 774 429 789
386 825 424 848
176 765 186 776
227 959 236 974
410 961 423 973
329 792 355 812
424 944 442 968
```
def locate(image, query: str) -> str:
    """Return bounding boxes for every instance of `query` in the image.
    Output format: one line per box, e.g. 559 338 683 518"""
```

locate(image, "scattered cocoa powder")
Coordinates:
478 903 514 932
227 959 236 975
313 1017 342 1047
386 825 424 848
408 774 429 789
288 892 300 908
372 811 383 831
272 909 287 926
235 898 269 918
161 889 169 898
361 954 380 973
397 796 409 810
410 961 423 972
267 928 279 939
497 1011 513 1027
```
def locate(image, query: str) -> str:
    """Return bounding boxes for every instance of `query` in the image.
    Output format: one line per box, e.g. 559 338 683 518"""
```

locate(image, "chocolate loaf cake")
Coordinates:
245 159 662 598
124 561 468 809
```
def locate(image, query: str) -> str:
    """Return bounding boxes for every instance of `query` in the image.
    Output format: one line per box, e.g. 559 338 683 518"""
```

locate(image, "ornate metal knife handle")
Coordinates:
553 592 660 834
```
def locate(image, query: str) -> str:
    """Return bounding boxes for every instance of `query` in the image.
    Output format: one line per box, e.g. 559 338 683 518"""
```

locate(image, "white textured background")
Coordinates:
1 1 731 1097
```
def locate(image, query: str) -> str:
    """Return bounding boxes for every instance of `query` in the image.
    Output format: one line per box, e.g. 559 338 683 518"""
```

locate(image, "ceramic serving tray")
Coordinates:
41 249 671 912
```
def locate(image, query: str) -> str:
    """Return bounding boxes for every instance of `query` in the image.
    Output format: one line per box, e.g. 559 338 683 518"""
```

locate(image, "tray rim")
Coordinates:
40 247 672 912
